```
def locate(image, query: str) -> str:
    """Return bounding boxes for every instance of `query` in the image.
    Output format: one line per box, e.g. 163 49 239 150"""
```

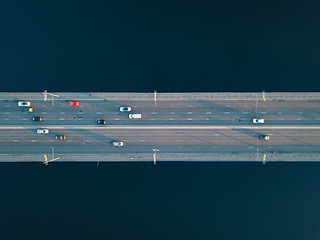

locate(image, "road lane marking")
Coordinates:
12 140 18 142
224 112 230 114
188 112 193 114
4 106 10 107
4 118 9 120
22 118 27 120
4 112 10 114
242 112 248 114
114 118 120 120
97 112 102 114
206 112 211 114
60 112 65 114
170 112 175 114
152 112 157 114
187 118 192 120
41 112 47 114
59 118 64 120
31 140 36 142
261 112 266 114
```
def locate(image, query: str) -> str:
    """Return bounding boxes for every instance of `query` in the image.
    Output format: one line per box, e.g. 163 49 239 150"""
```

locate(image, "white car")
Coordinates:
112 141 124 147
120 106 132 112
37 129 49 134
253 118 264 124
128 113 141 119
18 101 31 107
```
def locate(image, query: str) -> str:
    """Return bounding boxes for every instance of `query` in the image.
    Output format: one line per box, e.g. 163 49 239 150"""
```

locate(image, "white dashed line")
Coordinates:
31 140 37 142
22 118 27 120
316 118 320 120
187 118 192 120
97 112 102 114
298 112 302 114
4 106 10 107
206 118 210 120
226 105 230 107
4 112 10 114
169 119 174 120
140 140 146 142
151 112 157 114
170 112 175 114
224 112 230 114
151 119 156 120
189 106 193 107
261 112 266 114
212 146 218 148
4 118 9 120
206 112 211 114
59 118 64 120
41 112 47 114
114 118 119 120
49 140 54 142
279 118 284 120
249 146 253 148
242 112 248 114
12 140 18 142
60 112 65 114
188 112 193 114
297 118 302 120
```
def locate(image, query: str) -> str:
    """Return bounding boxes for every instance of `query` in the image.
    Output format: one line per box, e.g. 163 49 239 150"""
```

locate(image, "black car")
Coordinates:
259 135 270 140
32 116 43 122
56 135 66 140
96 120 106 125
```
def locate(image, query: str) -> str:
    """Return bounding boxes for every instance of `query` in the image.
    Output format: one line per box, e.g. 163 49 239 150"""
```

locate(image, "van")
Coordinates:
128 113 142 119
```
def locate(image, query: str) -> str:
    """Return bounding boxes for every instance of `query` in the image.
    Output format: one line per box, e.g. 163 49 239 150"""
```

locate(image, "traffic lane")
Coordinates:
3 99 320 114
1 128 320 146
1 145 320 155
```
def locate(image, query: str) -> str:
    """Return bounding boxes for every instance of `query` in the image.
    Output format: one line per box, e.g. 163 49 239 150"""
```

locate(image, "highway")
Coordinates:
0 92 320 163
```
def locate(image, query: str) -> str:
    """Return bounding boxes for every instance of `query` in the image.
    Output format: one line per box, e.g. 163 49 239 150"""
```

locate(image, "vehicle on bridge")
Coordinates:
32 116 43 122
56 135 66 140
96 119 106 125
112 141 124 147
259 135 270 140
69 101 79 106
253 118 264 124
120 106 132 112
129 113 142 119
22 107 33 112
37 128 49 134
18 101 31 107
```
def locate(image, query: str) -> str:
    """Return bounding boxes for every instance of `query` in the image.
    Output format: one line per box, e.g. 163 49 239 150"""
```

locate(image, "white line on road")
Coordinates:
152 112 157 114
188 112 193 114
41 112 47 114
187 118 192 120
114 118 120 120
261 112 266 114
60 112 65 114
224 112 230 114
242 112 248 114
59 118 65 120
22 118 27 120
4 118 9 120
12 140 18 142
4 112 10 114
97 112 102 114
4 106 10 107
31 140 36 142
206 112 211 114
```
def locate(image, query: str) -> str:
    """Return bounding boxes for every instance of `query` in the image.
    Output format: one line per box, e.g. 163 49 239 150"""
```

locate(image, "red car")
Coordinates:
69 101 79 106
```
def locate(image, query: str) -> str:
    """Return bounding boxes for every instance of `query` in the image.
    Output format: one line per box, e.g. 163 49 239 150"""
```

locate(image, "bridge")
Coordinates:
1 92 320 164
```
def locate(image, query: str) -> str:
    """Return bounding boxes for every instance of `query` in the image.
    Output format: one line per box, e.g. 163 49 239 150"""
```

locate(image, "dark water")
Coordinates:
1 1 320 239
